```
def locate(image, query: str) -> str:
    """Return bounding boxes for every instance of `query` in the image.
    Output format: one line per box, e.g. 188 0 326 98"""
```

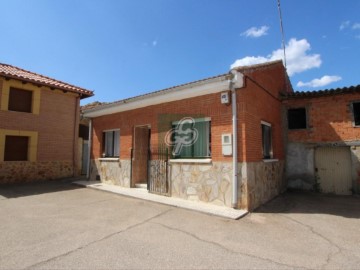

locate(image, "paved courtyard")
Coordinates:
0 179 359 269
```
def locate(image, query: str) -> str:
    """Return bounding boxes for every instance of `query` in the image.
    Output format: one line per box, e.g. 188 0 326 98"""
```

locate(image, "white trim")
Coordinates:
261 120 272 127
169 158 212 164
84 79 231 118
98 158 119 161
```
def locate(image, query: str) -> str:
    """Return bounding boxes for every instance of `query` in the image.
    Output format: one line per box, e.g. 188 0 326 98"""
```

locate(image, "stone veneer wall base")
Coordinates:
0 161 74 184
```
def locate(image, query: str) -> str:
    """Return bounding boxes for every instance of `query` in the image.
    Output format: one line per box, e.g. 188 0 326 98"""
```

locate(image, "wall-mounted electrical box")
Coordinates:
221 133 232 156
221 92 230 104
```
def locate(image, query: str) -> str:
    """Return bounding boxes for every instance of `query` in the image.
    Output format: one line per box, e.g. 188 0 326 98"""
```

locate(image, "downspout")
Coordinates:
86 118 92 179
229 69 244 208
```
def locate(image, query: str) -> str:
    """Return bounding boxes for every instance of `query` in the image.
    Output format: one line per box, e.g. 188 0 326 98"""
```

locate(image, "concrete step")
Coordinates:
135 183 148 189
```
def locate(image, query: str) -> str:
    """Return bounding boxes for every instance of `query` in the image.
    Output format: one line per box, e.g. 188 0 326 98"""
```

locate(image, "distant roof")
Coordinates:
81 101 109 111
0 63 93 99
283 84 360 99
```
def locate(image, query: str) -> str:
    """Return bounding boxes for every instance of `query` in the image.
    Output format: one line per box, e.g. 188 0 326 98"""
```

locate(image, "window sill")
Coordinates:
263 159 279 163
169 158 212 164
98 158 119 161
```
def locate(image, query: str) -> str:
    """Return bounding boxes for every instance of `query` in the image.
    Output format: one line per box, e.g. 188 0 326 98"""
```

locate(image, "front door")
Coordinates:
131 126 150 187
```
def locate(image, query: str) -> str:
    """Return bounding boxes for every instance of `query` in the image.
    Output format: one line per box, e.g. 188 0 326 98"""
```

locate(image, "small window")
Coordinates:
171 118 211 159
102 130 120 157
288 108 307 130
352 102 360 126
8 87 33 113
261 122 272 159
4 136 29 161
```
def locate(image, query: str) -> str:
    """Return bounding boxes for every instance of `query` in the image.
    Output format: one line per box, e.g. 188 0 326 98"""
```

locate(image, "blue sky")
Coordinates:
0 0 359 105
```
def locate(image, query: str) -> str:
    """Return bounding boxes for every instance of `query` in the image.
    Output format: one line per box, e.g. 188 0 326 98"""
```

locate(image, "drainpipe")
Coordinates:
229 69 244 208
86 118 92 179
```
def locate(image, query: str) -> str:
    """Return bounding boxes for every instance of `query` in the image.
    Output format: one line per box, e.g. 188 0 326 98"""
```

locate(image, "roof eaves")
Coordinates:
83 72 230 113
283 85 360 99
0 63 94 98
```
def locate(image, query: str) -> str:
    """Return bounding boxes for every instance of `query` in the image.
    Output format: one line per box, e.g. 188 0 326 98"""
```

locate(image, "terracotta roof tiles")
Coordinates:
0 63 93 98
283 85 360 99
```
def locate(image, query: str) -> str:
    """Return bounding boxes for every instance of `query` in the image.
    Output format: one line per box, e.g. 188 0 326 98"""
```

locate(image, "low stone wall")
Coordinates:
0 161 73 184
90 159 285 210
90 159 131 187
170 162 233 207
243 160 286 211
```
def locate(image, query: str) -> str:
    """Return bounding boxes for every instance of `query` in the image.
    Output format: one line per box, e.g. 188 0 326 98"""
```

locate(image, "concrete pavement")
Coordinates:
0 179 359 269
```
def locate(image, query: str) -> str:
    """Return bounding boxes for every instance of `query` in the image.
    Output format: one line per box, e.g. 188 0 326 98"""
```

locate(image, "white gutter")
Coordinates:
86 119 92 179
229 69 244 208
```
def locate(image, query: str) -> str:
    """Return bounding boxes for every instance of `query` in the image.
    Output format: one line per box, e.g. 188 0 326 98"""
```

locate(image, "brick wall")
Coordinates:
0 78 78 162
283 93 360 143
92 92 234 162
237 63 288 162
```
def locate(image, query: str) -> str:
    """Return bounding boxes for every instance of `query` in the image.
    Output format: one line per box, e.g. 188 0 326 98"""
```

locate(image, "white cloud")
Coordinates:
241 26 269 38
297 75 342 88
353 23 360 30
340 20 350 30
230 38 321 76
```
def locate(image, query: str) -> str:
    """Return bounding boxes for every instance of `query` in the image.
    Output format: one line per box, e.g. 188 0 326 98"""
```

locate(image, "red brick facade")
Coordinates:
91 92 234 162
0 73 92 183
237 63 289 162
283 92 360 143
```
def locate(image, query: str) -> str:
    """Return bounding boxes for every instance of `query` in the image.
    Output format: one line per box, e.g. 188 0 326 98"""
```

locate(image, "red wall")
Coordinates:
91 92 233 162
0 79 78 162
237 63 288 162
283 93 360 143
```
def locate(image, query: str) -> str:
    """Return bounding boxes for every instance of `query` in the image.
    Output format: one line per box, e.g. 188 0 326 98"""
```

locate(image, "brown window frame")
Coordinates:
8 87 33 113
4 135 29 161
288 107 307 130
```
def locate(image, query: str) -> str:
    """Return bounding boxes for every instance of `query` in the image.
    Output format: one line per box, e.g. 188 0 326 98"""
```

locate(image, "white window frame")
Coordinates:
102 129 120 158
261 121 273 160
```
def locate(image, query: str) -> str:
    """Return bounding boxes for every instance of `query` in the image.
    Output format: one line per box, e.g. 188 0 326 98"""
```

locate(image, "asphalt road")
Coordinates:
0 179 359 269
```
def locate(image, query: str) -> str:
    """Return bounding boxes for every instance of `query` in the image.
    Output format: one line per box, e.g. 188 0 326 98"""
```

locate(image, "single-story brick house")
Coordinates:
83 60 292 211
0 63 93 183
283 85 360 195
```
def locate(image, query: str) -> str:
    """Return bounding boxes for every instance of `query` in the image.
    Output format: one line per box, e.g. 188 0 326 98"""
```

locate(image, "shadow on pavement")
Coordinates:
0 178 85 199
256 190 360 219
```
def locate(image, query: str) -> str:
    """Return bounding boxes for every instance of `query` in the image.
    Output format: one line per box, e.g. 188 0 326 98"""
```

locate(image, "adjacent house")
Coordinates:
83 60 292 211
283 85 360 195
0 63 93 184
